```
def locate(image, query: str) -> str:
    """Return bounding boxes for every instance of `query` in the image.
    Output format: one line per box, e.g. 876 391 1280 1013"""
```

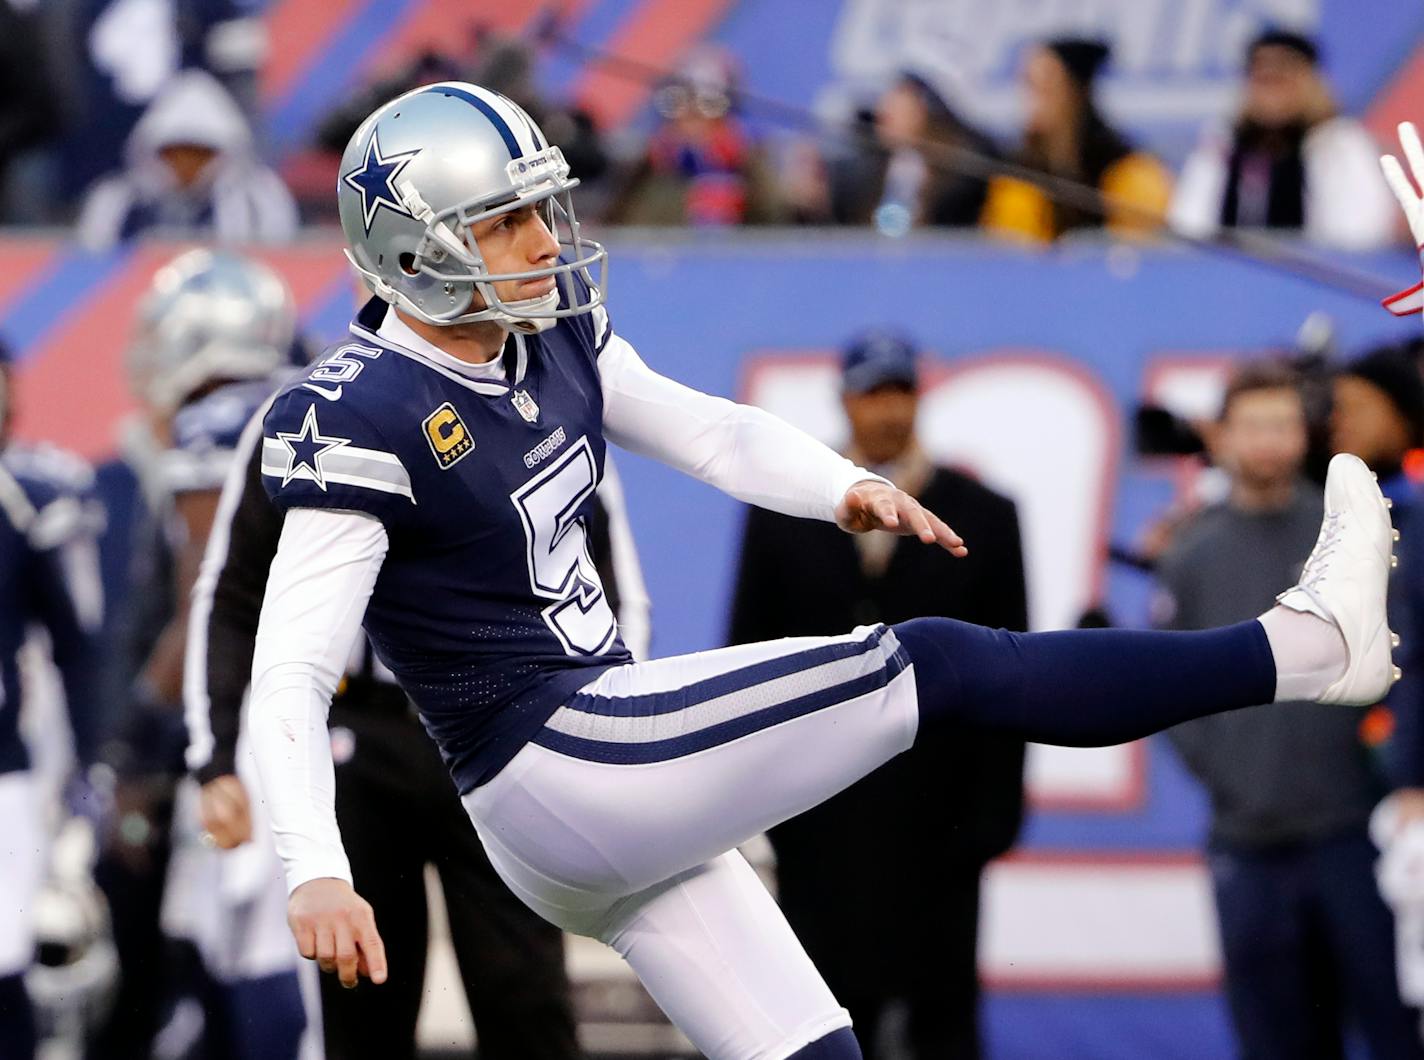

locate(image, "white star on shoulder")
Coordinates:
277 404 349 490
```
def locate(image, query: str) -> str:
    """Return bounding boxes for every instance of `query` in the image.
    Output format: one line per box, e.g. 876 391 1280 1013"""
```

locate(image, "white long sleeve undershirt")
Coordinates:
252 330 878 892
250 507 388 891
599 334 877 523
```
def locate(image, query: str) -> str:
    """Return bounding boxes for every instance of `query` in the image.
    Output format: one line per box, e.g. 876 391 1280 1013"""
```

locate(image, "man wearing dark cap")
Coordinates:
727 332 1028 1059
1170 26 1397 249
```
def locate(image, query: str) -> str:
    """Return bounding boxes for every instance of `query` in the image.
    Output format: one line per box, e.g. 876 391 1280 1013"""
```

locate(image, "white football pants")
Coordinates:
0 772 42 978
463 625 918 1060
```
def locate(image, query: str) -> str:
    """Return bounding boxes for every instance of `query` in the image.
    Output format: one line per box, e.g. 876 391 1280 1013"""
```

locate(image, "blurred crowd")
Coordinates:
6 4 1424 1060
0 1 1409 251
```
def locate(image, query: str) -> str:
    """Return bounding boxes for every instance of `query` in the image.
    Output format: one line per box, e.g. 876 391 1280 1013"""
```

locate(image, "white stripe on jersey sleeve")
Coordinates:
260 438 415 501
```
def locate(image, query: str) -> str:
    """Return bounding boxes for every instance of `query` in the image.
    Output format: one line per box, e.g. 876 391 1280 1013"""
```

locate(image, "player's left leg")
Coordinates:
467 452 1391 913
897 451 1392 744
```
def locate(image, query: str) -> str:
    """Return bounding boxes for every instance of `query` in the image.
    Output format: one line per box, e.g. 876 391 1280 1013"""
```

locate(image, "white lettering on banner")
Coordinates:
827 0 1318 128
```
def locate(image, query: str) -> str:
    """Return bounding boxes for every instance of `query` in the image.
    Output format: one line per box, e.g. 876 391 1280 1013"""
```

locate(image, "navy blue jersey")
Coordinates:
0 445 105 774
166 377 283 495
262 297 631 791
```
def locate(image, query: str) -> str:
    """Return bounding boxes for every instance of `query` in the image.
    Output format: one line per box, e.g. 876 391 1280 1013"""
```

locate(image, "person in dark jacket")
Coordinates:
829 72 999 234
727 330 1027 1059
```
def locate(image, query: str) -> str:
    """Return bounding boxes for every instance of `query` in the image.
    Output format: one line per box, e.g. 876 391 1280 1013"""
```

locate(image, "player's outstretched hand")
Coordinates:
198 774 253 849
1381 121 1424 247
288 878 388 989
836 479 968 556
1381 122 1424 319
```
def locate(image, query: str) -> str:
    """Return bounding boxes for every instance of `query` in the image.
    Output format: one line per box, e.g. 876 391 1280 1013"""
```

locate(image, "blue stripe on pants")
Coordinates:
563 625 897 719
533 634 910 765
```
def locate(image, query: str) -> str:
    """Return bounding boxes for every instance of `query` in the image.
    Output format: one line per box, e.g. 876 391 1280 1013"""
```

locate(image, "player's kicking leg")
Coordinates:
463 453 1394 1060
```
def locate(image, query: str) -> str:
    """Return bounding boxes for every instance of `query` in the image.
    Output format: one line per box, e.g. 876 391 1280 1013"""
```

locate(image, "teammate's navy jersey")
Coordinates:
262 296 631 792
0 444 104 775
167 376 284 495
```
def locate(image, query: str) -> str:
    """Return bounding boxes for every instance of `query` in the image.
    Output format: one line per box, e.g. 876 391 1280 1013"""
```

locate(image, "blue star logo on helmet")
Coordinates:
342 131 421 236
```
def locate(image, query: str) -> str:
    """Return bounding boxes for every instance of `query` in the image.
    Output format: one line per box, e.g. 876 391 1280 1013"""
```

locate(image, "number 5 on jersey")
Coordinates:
511 437 618 655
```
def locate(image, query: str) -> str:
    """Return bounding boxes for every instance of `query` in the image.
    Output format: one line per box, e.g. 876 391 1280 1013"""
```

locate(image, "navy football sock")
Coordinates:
788 1026 862 1059
894 617 1276 746
0 972 37 1060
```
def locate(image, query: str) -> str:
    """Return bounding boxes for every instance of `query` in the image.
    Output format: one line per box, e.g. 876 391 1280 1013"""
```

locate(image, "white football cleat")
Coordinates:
1275 453 1398 706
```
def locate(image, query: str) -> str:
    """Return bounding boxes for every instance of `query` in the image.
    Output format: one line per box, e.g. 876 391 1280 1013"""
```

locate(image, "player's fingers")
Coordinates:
900 498 935 543
356 916 388 985
315 924 337 975
1402 121 1424 189
290 919 316 961
926 510 968 555
207 819 240 849
334 923 360 989
873 494 899 529
227 796 252 844
1383 154 1419 211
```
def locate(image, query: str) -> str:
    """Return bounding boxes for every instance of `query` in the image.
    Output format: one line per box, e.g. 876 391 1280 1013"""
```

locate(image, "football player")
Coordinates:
0 340 106 1059
95 250 313 1059
250 83 1402 1060
184 284 649 1057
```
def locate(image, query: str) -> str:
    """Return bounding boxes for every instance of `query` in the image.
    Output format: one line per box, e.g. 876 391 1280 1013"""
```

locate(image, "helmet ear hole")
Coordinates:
398 253 419 276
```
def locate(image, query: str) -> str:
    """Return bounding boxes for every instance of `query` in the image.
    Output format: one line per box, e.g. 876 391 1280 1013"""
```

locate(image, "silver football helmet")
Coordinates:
27 820 118 1050
127 249 296 414
337 81 606 332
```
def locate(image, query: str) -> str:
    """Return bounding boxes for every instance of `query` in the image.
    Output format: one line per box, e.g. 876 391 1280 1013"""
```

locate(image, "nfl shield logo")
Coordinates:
512 389 540 423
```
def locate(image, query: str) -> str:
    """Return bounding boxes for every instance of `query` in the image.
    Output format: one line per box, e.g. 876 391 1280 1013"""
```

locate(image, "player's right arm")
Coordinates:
251 506 389 987
248 386 412 986
598 331 966 554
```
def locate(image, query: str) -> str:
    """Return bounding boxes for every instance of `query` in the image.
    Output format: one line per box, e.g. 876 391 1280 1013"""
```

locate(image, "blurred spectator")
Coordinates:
1170 29 1398 250
728 331 1026 1059
1331 343 1424 512
309 33 608 222
605 46 783 225
982 39 1171 242
43 0 270 219
0 0 65 222
820 72 997 234
75 69 297 250
1158 361 1422 1060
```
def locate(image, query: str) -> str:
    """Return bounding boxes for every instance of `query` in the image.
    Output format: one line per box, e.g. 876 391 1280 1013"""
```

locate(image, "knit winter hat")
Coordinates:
1340 344 1424 446
1045 39 1111 88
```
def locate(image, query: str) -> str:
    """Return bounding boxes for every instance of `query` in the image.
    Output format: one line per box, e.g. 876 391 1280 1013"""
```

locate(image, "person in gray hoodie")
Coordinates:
1158 359 1421 1060
76 69 296 249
